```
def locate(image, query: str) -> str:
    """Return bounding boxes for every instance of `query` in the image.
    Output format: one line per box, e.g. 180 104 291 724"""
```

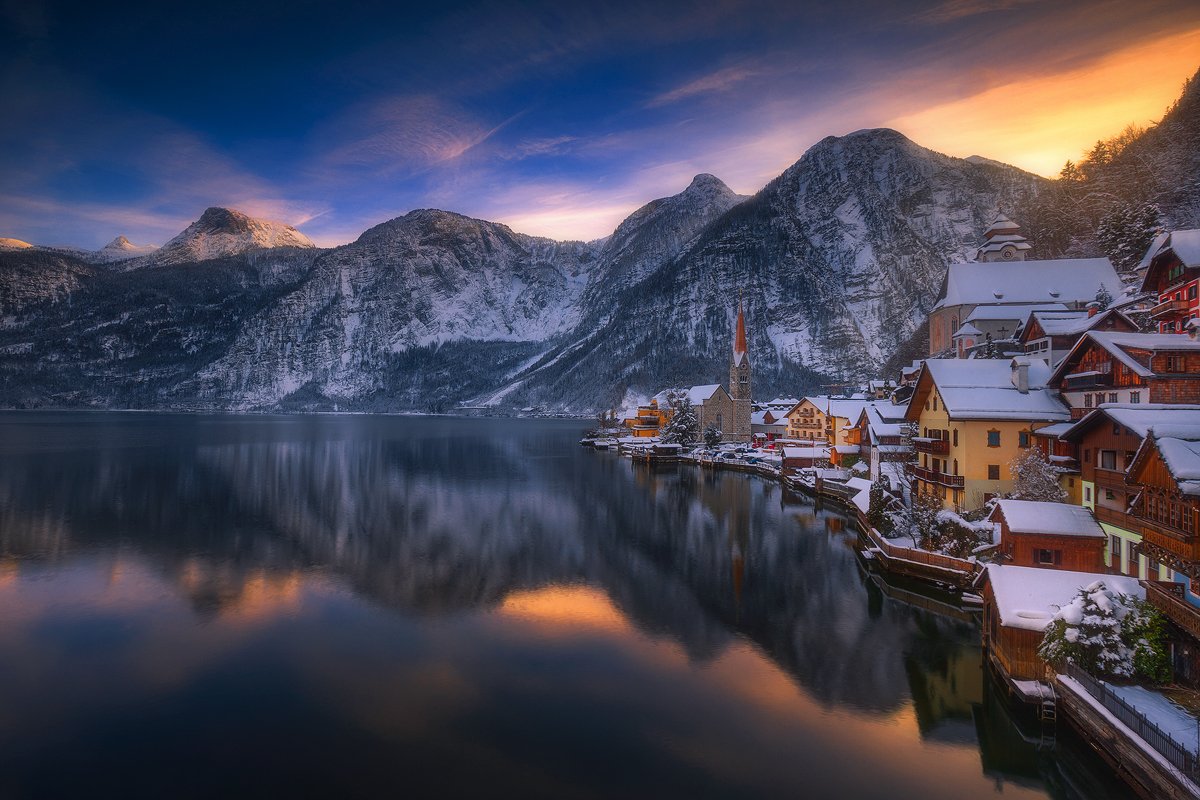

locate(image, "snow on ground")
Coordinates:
1108 684 1200 756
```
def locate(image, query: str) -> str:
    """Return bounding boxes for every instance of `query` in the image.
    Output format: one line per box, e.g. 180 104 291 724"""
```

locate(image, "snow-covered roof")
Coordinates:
686 384 723 405
1161 229 1200 268
1020 309 1134 340
985 564 1144 632
766 397 799 407
803 396 870 421
994 499 1104 538
781 446 828 459
954 322 983 338
1065 405 1200 441
935 257 1119 310
915 359 1068 422
1054 331 1200 383
1157 437 1200 496
1138 231 1171 271
967 303 1066 324
1032 422 1075 439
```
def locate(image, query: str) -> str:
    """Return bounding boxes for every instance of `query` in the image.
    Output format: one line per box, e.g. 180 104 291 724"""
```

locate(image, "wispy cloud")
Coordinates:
646 64 763 108
911 0 1040 24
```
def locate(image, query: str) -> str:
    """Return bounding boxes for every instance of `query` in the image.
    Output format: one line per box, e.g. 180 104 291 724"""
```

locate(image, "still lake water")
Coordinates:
0 413 1133 799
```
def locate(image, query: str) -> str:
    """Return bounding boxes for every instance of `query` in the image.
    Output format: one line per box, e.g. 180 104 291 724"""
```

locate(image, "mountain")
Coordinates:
0 131 1050 411
131 207 315 268
0 238 34 251
91 235 158 263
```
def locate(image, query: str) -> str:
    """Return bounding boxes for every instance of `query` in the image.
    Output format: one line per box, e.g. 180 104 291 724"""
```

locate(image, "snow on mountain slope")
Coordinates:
0 238 34 251
130 207 314 268
90 235 159 263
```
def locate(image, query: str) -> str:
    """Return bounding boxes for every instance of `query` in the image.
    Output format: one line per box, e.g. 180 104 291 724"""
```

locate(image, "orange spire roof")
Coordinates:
734 301 747 354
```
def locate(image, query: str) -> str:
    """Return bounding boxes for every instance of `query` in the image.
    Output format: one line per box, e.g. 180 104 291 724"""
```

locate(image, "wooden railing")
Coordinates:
863 524 977 576
908 464 965 488
1150 298 1190 319
1137 517 1200 562
1144 580 1200 642
1093 504 1132 529
913 438 949 455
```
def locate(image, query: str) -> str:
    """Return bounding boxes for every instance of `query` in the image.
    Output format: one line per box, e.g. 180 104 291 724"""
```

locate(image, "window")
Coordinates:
1113 422 1122 435
1036 549 1061 565
987 430 1000 447
933 395 938 411
1084 393 1093 408
1084 449 1091 463
1108 392 1118 404
952 429 958 447
1167 355 1183 372
1099 450 1117 470
952 459 959 475
1110 535 1121 566
1130 391 1141 403
1105 489 1116 500
1190 285 1198 300
1148 557 1161 577
987 464 1000 480
1085 487 1092 502
1018 431 1030 448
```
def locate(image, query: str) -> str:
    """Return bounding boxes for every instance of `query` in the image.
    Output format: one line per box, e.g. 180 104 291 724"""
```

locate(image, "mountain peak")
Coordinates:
137 207 315 268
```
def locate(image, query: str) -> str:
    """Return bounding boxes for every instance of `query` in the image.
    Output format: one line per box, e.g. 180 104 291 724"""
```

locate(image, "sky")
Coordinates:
1 0 1198 249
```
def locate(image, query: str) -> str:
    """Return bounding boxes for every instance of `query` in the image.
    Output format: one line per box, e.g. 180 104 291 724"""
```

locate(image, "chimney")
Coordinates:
1087 302 1099 318
1013 361 1030 394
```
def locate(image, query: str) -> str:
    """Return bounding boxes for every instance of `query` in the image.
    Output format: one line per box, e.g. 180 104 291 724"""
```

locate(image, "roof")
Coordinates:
1157 437 1200 496
967 303 1066 324
1160 229 1200 268
766 397 799 407
909 359 1069 422
993 499 1105 538
935 257 1119 310
1138 231 1170 271
1033 422 1075 439
954 322 983 337
984 564 1144 632
1019 308 1137 341
781 446 828 459
803 396 870 421
686 384 723 405
1052 331 1200 384
1063 404 1200 442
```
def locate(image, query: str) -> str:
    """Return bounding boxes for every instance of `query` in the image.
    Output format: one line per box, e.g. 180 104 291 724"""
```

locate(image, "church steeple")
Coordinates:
734 300 748 362
975 212 1032 262
728 301 752 442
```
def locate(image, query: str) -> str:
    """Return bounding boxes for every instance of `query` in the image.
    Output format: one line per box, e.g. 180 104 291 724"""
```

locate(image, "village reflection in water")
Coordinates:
0 413 1133 799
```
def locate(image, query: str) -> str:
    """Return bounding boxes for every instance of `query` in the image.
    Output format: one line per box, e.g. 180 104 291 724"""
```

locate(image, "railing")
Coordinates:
1063 371 1114 390
1150 298 1190 319
908 464 965 488
1062 661 1199 778
1144 580 1200 642
863 523 977 576
1137 517 1200 562
1092 504 1132 529
913 438 949 455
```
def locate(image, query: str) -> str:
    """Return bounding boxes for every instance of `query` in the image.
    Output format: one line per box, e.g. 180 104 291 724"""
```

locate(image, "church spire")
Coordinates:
734 299 748 360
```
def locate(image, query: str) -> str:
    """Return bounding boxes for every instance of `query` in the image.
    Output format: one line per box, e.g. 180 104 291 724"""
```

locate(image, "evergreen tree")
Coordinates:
1039 582 1133 679
1093 283 1114 311
867 474 892 531
703 425 723 448
1124 598 1172 683
1097 201 1161 275
661 398 699 445
981 333 999 359
1008 448 1067 503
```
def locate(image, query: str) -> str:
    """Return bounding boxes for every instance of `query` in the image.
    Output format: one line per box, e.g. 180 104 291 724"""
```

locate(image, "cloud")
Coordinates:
910 0 1040 24
646 64 764 108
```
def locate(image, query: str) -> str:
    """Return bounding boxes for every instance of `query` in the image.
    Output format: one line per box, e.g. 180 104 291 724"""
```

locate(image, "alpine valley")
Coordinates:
1 103 1195 413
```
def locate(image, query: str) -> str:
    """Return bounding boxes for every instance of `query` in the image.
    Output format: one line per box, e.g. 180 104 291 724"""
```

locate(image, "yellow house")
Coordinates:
784 396 869 446
623 398 673 437
904 359 1071 511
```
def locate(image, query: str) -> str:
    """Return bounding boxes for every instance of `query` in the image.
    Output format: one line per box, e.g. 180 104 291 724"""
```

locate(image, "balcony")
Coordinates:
1150 298 1190 319
912 437 949 455
1144 581 1200 642
908 464 965 488
1063 369 1114 390
1138 517 1200 563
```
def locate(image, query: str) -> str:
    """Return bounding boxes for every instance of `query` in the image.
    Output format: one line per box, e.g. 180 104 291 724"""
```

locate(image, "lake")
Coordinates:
0 413 1133 799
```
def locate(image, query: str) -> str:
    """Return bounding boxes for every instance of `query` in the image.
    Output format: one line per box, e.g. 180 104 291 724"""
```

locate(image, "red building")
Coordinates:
988 499 1107 572
1141 229 1200 334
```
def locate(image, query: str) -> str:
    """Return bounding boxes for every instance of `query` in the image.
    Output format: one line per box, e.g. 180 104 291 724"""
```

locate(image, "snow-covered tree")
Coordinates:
981 333 999 359
888 491 941 547
1093 284 1114 311
1097 201 1161 275
867 474 893 532
703 425 723 448
1039 583 1168 681
1008 448 1067 503
661 398 699 445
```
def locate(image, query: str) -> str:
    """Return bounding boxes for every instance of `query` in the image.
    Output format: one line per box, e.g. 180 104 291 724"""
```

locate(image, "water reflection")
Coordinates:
0 413 1133 799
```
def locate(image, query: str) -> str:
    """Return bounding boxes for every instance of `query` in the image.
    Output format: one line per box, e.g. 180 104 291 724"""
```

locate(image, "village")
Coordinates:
582 215 1200 799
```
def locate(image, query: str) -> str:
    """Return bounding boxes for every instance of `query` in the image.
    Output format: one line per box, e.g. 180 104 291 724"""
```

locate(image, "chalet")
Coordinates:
853 402 911 487
929 215 1120 356
784 396 869 447
988 499 1106 572
904 358 1070 510
751 408 788 442
980 564 1142 682
1140 229 1200 334
1017 307 1138 366
1048 331 1200 418
1126 427 1200 683
1061 405 1200 578
623 398 672 437
683 384 734 439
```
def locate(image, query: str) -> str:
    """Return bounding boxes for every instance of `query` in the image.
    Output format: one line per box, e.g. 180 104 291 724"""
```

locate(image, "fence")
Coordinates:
1063 662 1199 778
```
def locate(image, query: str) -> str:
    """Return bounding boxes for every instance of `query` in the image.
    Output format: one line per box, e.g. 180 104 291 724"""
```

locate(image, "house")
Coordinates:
623 398 672 437
1061 405 1200 579
1125 427 1200 683
1048 331 1200 418
904 358 1070 510
988 499 1106 572
1017 307 1139 366
1028 421 1081 504
684 384 734 438
957 303 1069 358
785 396 869 447
854 401 911 488
928 214 1120 356
751 408 788 442
781 445 829 474
980 564 1143 682
1140 229 1200 334
867 380 895 400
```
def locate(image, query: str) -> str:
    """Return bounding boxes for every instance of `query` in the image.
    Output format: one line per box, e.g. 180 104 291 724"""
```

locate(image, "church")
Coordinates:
683 302 753 443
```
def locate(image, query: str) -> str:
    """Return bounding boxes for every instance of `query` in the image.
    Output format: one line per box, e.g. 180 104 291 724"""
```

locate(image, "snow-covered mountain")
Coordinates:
0 238 34 251
1 129 1049 411
131 206 314 268
91 235 158 263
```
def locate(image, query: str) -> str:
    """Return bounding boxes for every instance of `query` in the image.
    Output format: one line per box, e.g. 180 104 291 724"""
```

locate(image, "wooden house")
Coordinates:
781 445 828 474
1017 307 1138 367
1048 331 1200 419
623 398 672 437
1140 229 1200 335
981 565 1143 684
988 499 1106 572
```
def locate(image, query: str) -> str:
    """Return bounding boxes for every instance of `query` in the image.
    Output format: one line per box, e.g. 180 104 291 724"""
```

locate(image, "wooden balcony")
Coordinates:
1093 504 1132 530
1063 370 1114 390
1150 298 1190 319
908 464 965 488
913 438 949 455
1144 580 1200 642
1138 517 1200 563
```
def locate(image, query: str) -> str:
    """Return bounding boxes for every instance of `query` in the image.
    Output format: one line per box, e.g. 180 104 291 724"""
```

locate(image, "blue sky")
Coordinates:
2 0 1198 248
